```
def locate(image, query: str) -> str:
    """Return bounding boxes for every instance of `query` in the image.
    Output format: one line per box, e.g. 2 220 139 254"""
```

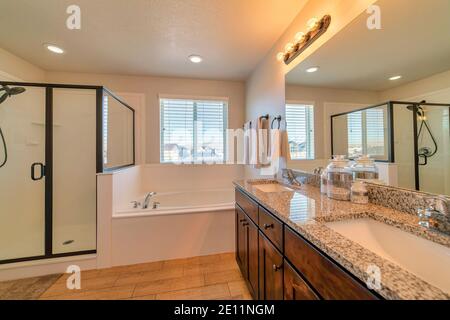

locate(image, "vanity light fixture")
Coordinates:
306 66 320 73
45 44 64 54
277 15 331 65
389 75 402 81
188 55 203 64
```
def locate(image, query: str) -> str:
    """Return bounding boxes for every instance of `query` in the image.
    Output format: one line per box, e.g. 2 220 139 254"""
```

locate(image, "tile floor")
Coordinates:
34 253 252 300
0 274 60 300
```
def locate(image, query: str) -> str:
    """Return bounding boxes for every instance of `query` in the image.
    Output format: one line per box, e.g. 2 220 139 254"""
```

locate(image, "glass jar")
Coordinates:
350 155 379 181
320 168 328 195
326 155 353 201
351 180 369 204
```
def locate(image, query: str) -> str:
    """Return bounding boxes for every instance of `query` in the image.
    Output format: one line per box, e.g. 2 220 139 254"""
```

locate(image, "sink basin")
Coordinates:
326 218 450 294
253 184 293 193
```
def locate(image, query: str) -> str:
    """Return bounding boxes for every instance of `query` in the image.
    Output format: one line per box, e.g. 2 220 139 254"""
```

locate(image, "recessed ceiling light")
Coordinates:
45 44 64 54
306 66 319 73
188 55 203 63
389 75 402 81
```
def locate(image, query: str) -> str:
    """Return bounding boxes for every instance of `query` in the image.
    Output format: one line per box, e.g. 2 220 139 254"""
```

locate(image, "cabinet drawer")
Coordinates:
235 189 258 223
284 260 319 300
258 206 283 252
284 227 377 300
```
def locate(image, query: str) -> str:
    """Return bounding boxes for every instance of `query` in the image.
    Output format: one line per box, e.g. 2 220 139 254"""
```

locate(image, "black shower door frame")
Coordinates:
0 81 135 265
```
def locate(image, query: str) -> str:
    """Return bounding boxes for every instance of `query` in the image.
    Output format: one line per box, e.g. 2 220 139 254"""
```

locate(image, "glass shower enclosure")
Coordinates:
0 82 135 264
331 100 450 195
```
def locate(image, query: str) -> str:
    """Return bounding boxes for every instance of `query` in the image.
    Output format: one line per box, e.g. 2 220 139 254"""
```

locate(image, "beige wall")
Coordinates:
0 47 45 81
380 69 450 101
45 72 246 164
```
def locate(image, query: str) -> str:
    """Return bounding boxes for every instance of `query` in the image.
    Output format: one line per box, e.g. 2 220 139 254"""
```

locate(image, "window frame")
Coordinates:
159 95 229 164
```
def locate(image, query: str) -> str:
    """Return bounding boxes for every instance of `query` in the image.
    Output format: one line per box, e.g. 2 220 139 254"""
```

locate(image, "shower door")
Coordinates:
0 87 46 262
0 83 99 265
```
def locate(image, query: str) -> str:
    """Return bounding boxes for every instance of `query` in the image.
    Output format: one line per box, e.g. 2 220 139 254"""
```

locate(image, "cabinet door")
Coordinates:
235 207 247 276
259 232 283 300
247 219 259 299
284 260 319 300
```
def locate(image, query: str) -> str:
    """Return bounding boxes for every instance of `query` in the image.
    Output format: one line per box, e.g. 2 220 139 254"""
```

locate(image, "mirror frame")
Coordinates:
330 101 395 163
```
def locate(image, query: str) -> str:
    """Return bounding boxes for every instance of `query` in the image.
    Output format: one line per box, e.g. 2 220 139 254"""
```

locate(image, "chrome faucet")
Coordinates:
143 192 157 209
282 169 302 187
418 196 450 235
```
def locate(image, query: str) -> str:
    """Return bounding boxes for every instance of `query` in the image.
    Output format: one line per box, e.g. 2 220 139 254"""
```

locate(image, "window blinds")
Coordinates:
286 104 315 160
160 98 228 163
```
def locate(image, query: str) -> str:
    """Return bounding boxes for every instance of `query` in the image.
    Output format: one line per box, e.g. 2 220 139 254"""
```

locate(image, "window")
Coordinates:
286 104 315 160
347 111 363 158
160 98 228 163
347 107 387 159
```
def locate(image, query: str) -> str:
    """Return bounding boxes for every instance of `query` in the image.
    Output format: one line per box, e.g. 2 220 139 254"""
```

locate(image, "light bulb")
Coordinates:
284 42 294 54
294 32 305 43
276 52 285 62
307 18 320 32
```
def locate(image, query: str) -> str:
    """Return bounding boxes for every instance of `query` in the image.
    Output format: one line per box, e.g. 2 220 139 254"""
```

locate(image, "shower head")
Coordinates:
0 85 26 104
406 102 426 118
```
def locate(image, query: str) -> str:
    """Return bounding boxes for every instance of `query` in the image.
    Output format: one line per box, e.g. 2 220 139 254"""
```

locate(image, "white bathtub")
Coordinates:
114 188 235 218
111 188 236 266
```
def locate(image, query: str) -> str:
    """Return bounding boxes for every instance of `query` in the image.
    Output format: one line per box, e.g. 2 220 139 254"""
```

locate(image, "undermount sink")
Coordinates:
326 218 450 294
253 184 293 193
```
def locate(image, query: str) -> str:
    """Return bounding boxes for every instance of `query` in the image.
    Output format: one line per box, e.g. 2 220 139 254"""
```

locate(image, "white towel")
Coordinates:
253 117 270 168
260 129 290 176
269 129 281 163
243 121 252 165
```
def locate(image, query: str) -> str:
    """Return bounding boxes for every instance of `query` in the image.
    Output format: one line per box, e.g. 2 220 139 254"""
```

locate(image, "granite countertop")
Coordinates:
233 179 450 300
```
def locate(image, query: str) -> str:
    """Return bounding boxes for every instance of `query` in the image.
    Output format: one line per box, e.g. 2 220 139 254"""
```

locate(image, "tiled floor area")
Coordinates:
0 274 60 300
34 253 252 300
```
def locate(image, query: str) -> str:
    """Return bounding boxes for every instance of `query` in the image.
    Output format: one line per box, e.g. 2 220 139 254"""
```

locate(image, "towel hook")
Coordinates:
243 120 253 130
271 116 282 130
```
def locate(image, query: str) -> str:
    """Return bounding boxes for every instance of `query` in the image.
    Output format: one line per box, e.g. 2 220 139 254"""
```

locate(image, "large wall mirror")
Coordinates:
284 0 450 196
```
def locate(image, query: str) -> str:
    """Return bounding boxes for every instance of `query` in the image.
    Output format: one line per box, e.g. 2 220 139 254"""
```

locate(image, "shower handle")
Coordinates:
31 163 45 181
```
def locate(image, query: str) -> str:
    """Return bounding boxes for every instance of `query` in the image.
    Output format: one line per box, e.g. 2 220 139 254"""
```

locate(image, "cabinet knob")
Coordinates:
273 264 282 272
264 223 274 230
242 222 249 226
239 219 246 223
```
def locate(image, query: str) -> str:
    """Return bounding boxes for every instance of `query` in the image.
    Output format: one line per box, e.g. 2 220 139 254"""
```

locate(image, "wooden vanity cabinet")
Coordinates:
284 227 377 300
235 205 259 299
235 187 380 301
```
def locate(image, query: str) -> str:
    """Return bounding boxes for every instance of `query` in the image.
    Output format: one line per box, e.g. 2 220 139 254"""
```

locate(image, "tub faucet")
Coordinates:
418 196 450 235
143 192 157 209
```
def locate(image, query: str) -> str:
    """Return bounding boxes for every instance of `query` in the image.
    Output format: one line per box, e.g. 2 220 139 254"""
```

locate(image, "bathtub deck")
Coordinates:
35 253 251 300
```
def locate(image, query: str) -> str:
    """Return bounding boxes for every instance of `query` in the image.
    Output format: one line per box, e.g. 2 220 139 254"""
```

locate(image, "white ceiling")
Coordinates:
286 0 450 91
0 0 307 80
